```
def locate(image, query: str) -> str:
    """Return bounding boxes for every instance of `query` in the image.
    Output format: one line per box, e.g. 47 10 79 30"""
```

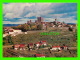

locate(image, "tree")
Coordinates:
37 24 42 30
7 35 13 45
31 25 37 30
30 23 36 27
29 23 37 30
20 24 31 32
12 25 22 29
3 27 5 34
3 37 5 40
3 42 5 45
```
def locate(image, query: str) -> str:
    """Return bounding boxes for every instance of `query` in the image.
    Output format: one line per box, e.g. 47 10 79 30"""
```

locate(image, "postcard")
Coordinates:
3 3 77 57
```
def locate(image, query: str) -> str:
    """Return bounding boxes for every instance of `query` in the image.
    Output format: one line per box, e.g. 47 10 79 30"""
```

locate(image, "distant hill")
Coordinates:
3 23 76 27
3 24 20 27
67 23 76 25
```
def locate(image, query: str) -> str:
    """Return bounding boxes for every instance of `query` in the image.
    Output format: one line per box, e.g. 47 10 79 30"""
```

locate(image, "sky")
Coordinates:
3 3 77 24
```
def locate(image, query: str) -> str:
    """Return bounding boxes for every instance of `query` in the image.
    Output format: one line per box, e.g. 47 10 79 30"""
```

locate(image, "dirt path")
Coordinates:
3 45 13 48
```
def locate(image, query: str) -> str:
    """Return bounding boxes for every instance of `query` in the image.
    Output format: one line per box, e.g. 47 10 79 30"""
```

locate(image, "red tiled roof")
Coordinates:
29 43 34 46
9 30 13 32
35 42 40 44
41 41 46 42
35 42 43 46
36 41 46 45
14 44 25 48
35 54 45 57
39 43 42 45
19 44 25 47
14 44 20 48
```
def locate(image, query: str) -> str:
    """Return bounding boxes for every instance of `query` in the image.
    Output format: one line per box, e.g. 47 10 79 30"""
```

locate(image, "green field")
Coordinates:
3 29 77 47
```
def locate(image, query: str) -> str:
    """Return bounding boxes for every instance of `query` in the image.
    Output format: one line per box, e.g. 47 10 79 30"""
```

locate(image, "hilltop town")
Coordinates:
3 17 77 57
3 17 76 37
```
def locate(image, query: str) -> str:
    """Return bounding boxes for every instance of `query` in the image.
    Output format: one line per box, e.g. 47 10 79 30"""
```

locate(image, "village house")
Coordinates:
13 44 20 50
13 44 25 50
19 44 25 50
8 30 14 34
58 25 62 27
13 29 22 34
8 29 22 36
3 27 23 37
50 46 61 51
4 27 14 33
40 41 47 46
35 41 47 49
34 54 45 57
61 46 68 50
50 46 68 51
35 42 41 49
28 43 34 50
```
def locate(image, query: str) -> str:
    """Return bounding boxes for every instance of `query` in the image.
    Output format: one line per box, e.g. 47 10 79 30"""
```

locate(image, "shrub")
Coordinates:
3 42 5 45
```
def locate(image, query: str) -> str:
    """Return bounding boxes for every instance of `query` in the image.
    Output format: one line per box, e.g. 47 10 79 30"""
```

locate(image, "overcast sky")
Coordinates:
3 3 77 24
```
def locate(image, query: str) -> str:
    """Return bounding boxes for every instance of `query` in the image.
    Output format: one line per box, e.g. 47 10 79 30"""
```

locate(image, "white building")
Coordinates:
9 31 14 34
50 46 61 51
13 29 22 33
8 29 22 36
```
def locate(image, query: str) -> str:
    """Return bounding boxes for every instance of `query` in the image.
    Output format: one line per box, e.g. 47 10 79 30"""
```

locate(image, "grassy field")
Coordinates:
3 29 77 57
3 47 77 57
3 29 77 46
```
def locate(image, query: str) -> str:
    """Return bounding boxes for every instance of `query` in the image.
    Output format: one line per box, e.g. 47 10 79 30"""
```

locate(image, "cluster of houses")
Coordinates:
27 17 76 28
50 19 67 27
3 27 27 37
13 40 68 51
13 41 47 50
49 19 76 32
13 40 68 57
26 17 77 31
